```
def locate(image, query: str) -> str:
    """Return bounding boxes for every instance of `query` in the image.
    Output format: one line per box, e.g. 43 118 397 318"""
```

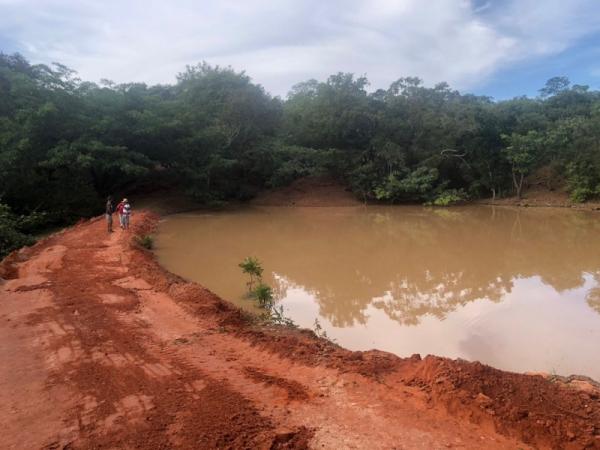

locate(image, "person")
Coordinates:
105 196 114 232
116 199 125 229
121 198 132 230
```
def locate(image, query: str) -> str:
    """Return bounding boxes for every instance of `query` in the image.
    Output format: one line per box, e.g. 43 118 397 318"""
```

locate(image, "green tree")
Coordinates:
502 131 543 199
253 283 274 307
239 256 264 291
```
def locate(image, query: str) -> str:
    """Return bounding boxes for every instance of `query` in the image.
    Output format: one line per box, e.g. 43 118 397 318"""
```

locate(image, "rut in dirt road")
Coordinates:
1 212 599 449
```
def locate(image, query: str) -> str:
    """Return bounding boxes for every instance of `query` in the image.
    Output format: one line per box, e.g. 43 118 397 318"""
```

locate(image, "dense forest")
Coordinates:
2 52 600 256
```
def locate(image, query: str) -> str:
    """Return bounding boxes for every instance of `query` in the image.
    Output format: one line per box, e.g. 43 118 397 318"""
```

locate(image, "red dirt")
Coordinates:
252 176 361 207
1 212 600 449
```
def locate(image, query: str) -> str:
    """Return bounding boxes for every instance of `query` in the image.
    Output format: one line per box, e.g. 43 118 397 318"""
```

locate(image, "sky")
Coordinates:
1 0 600 99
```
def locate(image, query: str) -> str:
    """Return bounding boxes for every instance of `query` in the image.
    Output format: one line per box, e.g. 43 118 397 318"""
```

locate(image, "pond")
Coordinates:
154 205 600 380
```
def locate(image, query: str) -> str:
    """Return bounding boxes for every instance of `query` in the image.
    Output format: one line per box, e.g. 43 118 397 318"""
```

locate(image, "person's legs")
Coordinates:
118 213 124 229
123 215 129 230
106 214 113 232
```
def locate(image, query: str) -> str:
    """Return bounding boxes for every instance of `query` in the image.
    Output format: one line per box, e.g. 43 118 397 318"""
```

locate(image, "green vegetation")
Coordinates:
0 203 36 257
252 282 274 307
430 189 467 207
134 234 153 250
238 256 264 291
237 256 296 327
313 318 334 342
3 53 600 256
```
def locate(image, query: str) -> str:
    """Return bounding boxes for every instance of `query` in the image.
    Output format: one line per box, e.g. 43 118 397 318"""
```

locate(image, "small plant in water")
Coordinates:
252 282 274 307
237 257 297 328
238 256 264 291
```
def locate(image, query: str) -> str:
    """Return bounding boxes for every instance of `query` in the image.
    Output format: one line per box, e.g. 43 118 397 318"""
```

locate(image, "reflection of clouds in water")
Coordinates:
454 276 600 378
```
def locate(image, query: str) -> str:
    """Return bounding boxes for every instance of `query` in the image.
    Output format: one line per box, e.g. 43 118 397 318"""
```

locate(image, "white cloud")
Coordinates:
1 0 599 96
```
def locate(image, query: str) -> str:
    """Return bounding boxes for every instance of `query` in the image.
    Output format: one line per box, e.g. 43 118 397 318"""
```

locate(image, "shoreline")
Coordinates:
1 211 599 448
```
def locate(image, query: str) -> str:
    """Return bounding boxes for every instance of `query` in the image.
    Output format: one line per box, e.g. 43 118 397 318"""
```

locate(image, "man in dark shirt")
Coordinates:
105 196 114 232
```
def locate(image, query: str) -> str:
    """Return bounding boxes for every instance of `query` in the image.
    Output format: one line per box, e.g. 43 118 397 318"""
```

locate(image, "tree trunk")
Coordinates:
512 169 524 200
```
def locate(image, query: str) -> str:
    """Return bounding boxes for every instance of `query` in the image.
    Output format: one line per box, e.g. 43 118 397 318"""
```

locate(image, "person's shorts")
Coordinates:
106 213 113 223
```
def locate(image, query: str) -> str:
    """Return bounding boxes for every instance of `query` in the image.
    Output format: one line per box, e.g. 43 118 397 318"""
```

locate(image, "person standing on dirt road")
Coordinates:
105 196 114 232
116 199 126 229
121 199 132 230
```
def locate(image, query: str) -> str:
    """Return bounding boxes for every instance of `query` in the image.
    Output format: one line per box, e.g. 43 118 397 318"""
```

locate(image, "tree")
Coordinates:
539 76 570 98
253 283 274 307
239 256 264 291
502 131 543 199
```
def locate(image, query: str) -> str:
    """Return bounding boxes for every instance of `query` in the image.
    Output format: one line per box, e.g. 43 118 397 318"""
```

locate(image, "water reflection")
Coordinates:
155 205 600 378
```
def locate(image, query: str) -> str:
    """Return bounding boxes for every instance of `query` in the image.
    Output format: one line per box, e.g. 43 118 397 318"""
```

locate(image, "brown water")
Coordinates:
155 205 600 380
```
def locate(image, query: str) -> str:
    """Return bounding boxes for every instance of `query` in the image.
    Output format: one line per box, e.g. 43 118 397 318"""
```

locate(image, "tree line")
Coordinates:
1 52 600 256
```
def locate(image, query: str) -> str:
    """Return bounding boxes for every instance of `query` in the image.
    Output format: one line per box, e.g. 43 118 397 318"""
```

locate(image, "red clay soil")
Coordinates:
251 176 361 207
1 212 600 449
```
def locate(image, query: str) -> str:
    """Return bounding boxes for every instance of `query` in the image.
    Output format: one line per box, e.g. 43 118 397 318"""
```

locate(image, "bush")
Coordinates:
0 204 35 259
430 189 467 206
263 304 297 327
239 256 264 290
374 167 439 202
134 234 153 249
570 187 594 203
566 161 599 203
252 282 274 307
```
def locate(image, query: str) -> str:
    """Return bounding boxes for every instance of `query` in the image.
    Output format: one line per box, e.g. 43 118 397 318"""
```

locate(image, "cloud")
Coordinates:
1 0 600 96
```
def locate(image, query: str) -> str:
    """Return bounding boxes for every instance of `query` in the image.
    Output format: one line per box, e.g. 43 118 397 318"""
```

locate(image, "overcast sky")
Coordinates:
1 0 600 98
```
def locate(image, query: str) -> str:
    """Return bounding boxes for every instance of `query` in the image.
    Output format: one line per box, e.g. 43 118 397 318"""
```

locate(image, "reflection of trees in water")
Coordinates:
587 288 600 314
586 273 600 314
372 273 512 326
180 206 600 327
290 207 600 326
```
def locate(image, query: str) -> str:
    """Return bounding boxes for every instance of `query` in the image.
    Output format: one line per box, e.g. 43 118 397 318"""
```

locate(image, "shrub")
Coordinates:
566 161 599 203
0 204 36 259
570 187 594 203
134 234 153 249
252 282 274 307
264 304 297 327
239 256 264 290
430 188 467 206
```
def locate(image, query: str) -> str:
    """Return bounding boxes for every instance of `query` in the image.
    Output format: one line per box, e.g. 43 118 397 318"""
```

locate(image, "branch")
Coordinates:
440 148 470 168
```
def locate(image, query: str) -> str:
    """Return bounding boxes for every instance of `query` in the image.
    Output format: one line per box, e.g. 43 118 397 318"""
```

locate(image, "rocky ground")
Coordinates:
1 211 599 449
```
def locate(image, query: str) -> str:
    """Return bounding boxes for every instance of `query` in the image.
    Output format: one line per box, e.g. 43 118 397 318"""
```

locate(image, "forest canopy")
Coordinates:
2 53 600 256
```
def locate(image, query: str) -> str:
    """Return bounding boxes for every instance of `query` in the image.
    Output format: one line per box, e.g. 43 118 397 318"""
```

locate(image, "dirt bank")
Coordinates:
252 176 362 207
252 176 600 212
476 188 600 211
1 212 599 449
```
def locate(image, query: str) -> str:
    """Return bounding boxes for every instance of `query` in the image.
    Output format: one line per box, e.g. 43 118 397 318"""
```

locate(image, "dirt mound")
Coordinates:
252 176 361 207
403 356 600 449
2 211 599 449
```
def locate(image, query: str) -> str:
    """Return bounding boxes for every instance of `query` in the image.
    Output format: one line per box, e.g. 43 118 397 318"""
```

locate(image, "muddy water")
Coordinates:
155 206 600 380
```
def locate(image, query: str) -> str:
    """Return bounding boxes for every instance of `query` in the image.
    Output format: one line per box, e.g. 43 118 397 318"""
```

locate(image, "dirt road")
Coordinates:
1 212 599 449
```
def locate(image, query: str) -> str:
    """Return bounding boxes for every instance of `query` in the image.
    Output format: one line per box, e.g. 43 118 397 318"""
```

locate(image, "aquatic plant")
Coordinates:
253 282 273 307
239 256 264 290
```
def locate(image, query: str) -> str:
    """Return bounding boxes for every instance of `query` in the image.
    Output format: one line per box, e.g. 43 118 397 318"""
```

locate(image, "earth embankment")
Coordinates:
1 211 599 449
